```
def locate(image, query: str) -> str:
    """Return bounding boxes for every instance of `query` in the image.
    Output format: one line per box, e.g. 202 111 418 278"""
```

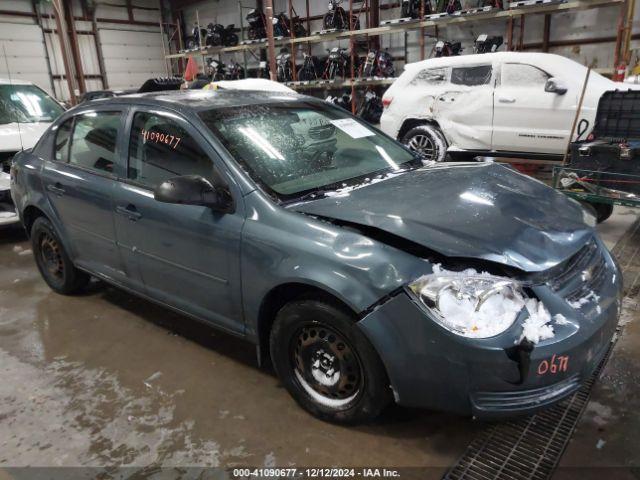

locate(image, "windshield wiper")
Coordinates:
285 188 332 205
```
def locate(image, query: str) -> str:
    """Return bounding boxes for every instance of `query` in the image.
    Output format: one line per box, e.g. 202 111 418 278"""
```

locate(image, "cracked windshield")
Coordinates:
200 101 420 200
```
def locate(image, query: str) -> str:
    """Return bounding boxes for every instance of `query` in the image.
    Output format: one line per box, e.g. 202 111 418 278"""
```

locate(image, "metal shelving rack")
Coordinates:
164 0 629 111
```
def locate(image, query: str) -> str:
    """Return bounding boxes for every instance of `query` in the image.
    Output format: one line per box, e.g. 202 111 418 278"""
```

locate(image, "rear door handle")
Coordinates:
498 97 516 104
115 205 142 221
46 182 66 196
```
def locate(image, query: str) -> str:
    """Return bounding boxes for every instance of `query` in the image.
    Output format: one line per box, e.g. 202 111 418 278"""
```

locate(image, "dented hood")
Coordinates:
291 163 594 273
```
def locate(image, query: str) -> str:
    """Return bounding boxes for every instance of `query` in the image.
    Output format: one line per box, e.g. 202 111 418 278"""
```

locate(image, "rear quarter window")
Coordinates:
410 68 448 86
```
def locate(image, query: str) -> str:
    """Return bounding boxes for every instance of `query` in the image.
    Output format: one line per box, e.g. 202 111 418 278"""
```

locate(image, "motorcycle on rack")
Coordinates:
433 40 462 57
401 0 433 18
205 23 239 47
206 58 227 81
246 9 267 40
473 34 503 53
358 50 395 78
478 0 503 8
272 13 290 37
256 60 270 79
326 93 352 111
276 48 294 82
297 53 321 81
357 90 384 124
323 0 360 31
435 0 462 13
225 61 245 80
323 47 350 80
184 24 207 50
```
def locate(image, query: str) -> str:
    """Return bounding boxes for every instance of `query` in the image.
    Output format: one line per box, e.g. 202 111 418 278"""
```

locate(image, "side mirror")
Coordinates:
154 175 234 213
545 78 568 95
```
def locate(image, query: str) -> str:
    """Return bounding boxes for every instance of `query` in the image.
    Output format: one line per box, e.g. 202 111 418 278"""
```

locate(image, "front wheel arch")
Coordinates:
257 283 357 366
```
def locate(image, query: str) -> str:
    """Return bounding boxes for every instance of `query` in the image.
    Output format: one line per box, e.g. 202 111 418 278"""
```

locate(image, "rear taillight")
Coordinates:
382 97 393 108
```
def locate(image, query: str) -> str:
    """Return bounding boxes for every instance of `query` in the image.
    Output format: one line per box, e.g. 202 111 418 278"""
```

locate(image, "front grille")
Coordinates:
547 239 607 303
471 374 580 412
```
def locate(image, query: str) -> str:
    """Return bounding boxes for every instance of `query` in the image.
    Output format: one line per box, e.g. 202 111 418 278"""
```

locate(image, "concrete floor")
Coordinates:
0 206 638 474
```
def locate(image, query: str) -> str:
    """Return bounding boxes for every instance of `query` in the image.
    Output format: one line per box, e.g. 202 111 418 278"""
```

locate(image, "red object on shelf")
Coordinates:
184 56 199 82
613 62 627 82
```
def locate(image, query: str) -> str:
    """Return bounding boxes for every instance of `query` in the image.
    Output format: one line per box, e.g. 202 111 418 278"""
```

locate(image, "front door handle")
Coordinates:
46 182 66 196
498 97 516 104
115 205 142 221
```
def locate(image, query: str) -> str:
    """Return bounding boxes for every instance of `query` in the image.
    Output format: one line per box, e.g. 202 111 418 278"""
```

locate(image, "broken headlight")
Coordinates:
408 271 526 338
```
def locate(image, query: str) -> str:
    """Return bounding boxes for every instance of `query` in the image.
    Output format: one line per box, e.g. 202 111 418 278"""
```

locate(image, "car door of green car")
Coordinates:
112 107 245 335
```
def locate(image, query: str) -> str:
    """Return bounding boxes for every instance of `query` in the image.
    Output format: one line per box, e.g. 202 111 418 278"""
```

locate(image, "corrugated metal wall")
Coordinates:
0 0 167 101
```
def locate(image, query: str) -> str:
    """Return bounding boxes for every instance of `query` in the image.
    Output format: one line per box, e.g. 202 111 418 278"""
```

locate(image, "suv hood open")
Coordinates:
290 163 593 273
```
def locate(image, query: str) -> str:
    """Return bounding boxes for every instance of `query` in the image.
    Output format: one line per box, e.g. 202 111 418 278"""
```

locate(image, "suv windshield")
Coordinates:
200 101 420 201
0 84 64 124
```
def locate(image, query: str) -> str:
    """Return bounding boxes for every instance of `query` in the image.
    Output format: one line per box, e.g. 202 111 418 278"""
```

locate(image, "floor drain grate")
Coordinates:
443 337 616 480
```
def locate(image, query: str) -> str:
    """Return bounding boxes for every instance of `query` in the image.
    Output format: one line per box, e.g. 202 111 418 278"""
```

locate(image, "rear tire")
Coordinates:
401 124 448 162
270 298 391 424
31 217 90 295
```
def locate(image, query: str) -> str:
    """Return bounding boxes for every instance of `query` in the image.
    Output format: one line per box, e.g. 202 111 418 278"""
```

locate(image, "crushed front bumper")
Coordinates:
357 243 621 419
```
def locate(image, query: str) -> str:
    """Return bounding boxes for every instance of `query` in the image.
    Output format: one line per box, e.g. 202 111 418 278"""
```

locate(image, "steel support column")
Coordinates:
264 0 278 81
51 0 77 104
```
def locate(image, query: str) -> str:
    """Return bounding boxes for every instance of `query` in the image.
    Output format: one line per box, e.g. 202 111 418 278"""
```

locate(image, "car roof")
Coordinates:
82 88 307 114
0 78 35 85
403 52 583 72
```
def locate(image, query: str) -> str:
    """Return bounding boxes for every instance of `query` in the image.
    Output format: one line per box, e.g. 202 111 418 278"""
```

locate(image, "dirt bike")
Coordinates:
276 49 294 82
433 40 462 57
205 24 239 47
323 0 360 31
323 47 350 80
297 53 321 81
358 50 395 78
184 25 207 50
246 9 267 40
401 0 433 18
473 34 503 53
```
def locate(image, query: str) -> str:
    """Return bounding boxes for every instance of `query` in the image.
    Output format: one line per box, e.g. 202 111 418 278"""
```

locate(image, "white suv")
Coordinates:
380 52 632 162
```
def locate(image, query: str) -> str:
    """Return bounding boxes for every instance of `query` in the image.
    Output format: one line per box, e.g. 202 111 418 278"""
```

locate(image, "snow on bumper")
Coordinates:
357 246 622 418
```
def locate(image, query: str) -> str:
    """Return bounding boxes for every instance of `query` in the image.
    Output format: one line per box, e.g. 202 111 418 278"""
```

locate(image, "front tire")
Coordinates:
270 298 391 424
31 217 90 295
401 123 448 162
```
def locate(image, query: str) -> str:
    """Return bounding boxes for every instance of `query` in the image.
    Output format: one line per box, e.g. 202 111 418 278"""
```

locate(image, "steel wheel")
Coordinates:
291 323 363 409
39 232 64 280
407 134 436 160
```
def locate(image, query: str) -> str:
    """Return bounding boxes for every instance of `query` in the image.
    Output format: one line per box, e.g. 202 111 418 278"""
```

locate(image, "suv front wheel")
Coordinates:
402 124 448 162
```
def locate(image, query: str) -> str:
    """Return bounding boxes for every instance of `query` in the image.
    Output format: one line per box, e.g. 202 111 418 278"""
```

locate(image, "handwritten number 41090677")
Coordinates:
142 129 181 149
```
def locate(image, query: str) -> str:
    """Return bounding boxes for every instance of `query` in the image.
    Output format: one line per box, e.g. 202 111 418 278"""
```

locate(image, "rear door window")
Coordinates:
68 111 121 175
451 65 493 86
